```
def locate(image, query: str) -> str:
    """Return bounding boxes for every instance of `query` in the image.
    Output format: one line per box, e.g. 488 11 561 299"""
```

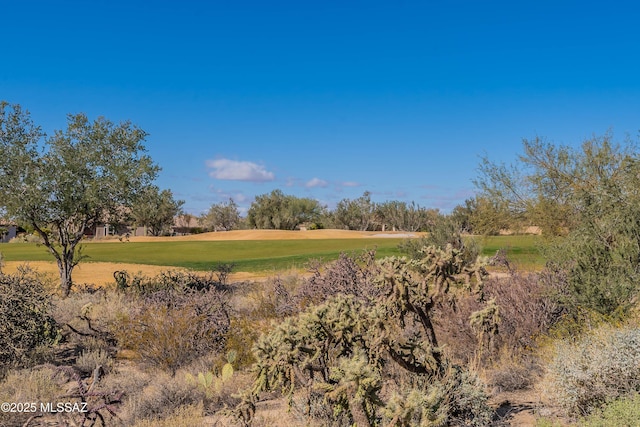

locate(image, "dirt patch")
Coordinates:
490 390 541 426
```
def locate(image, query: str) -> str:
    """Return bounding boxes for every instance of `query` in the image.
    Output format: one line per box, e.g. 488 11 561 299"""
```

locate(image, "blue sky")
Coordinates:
2 1 639 214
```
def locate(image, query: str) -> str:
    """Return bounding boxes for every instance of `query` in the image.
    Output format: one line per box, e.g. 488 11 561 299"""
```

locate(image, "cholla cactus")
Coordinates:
384 386 448 427
374 245 488 376
470 298 500 358
252 295 372 397
321 350 383 426
244 245 492 426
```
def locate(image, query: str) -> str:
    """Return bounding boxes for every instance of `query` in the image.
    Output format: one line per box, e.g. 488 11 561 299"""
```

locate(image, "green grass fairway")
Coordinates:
0 235 544 272
474 235 544 270
0 239 404 272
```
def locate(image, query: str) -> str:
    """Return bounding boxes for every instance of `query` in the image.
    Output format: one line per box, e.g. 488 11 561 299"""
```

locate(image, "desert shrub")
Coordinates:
432 265 563 392
52 289 129 357
75 349 114 375
238 251 380 325
546 325 640 416
243 276 298 320
0 366 62 426
225 317 260 369
116 288 230 374
129 403 205 427
476 135 640 317
118 270 223 294
119 372 201 424
185 353 255 414
485 353 540 392
543 226 640 318
52 290 104 325
45 364 125 426
241 250 381 324
159 270 222 292
99 366 154 402
580 392 640 427
0 267 59 375
382 365 492 427
213 262 236 287
296 250 380 307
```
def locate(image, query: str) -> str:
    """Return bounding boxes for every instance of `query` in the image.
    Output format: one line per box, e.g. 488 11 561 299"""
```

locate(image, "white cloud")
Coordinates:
206 158 275 182
234 193 248 203
207 185 249 203
305 177 328 188
341 181 360 187
285 177 297 187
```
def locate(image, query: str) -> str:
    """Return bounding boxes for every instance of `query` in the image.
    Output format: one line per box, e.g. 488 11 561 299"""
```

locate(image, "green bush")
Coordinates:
547 325 640 415
0 268 59 375
580 393 640 427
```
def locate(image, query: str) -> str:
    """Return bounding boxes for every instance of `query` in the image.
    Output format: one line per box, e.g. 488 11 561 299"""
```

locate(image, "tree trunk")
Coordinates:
31 220 76 297
57 252 75 297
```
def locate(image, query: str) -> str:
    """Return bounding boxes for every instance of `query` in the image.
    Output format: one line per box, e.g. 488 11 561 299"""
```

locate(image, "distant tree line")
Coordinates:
200 190 443 233
199 189 533 237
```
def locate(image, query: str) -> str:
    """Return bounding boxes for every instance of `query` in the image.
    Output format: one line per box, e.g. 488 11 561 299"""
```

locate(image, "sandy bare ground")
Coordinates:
3 229 421 286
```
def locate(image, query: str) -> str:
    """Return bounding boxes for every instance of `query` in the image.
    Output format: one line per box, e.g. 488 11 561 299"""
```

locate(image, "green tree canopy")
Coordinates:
451 196 512 236
476 133 640 316
130 186 184 236
375 200 437 232
334 191 376 231
246 189 325 230
200 198 241 231
0 102 158 296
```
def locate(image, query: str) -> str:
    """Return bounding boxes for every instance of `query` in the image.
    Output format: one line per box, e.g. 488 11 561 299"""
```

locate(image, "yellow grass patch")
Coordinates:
2 261 270 287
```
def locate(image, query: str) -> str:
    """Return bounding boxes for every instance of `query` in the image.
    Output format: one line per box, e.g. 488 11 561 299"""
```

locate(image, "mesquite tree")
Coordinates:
476 134 640 316
0 102 158 296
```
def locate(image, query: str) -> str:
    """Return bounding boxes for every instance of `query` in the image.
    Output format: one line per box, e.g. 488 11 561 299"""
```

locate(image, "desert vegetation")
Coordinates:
2 226 637 426
2 103 640 426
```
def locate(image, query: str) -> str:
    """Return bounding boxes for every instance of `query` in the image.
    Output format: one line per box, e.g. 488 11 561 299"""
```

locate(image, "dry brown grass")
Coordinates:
3 261 276 287
3 261 188 287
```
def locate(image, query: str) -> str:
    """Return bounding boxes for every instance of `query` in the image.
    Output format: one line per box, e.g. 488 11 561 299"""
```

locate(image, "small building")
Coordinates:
0 222 19 243
173 214 201 235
